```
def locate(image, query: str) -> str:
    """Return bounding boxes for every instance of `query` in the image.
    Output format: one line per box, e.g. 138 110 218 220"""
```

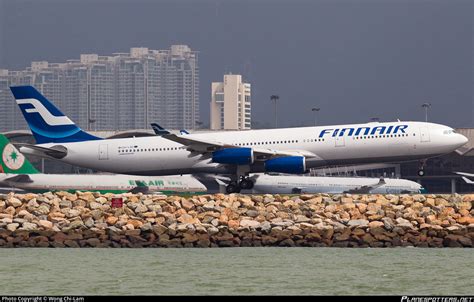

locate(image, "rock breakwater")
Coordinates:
0 192 473 247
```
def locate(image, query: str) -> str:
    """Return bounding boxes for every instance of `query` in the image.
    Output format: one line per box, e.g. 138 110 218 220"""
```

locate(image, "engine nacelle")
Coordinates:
212 148 254 165
265 156 306 174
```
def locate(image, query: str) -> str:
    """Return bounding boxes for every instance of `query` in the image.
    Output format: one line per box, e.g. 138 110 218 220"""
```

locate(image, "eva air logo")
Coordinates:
2 144 25 170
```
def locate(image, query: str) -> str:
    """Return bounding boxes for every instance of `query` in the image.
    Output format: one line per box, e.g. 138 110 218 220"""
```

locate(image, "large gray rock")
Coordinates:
347 219 369 228
59 200 72 208
246 210 259 218
395 217 414 229
202 201 216 211
64 220 85 231
271 221 294 228
7 197 22 208
89 202 102 210
84 217 95 228
21 222 38 231
382 217 395 230
65 209 81 218
240 219 260 228
6 223 19 232
296 215 311 223
207 226 219 235
134 204 148 213
33 205 51 216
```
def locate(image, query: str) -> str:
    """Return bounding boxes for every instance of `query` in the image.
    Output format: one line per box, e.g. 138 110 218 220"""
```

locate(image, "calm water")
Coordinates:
0 248 472 295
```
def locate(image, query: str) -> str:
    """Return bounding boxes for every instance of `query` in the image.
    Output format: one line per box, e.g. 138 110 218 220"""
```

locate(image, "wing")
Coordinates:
162 133 318 161
344 178 386 194
4 174 34 183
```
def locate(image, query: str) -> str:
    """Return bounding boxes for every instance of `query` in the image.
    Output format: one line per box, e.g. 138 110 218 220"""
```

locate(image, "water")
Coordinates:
0 248 472 295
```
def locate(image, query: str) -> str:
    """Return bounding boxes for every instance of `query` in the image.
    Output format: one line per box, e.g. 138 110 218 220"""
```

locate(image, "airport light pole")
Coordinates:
270 95 279 128
421 102 431 122
311 107 320 126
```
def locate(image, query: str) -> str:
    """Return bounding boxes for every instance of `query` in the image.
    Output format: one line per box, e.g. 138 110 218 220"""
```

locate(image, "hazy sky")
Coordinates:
0 0 472 128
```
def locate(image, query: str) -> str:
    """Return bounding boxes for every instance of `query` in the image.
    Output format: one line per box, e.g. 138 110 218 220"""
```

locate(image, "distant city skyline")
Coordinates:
0 45 199 131
0 0 472 128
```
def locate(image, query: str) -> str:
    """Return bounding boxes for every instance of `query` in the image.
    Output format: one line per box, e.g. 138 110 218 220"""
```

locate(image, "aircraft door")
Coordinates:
99 144 109 160
335 135 345 147
419 127 430 143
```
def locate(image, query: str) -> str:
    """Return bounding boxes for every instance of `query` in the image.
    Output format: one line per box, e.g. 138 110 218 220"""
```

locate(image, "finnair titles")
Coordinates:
319 125 408 138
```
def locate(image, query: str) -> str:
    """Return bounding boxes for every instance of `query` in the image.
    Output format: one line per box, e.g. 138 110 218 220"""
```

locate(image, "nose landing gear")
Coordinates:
417 160 427 177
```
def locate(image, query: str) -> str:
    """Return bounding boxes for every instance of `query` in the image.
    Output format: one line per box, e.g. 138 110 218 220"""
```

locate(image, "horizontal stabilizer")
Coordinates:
16 143 67 159
455 172 474 178
4 174 33 183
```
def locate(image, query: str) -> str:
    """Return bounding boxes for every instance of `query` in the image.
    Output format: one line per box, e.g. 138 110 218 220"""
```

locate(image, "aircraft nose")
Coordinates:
458 134 469 146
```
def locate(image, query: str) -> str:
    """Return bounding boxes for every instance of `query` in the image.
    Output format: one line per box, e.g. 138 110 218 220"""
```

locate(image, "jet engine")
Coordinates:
212 148 254 165
265 156 306 174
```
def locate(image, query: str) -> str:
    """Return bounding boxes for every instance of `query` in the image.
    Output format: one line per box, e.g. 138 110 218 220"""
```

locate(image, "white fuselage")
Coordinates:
21 121 468 176
250 174 423 194
0 173 207 193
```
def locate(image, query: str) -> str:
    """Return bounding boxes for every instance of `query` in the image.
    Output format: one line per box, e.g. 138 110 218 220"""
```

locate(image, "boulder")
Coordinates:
368 221 384 229
6 223 19 232
395 217 414 229
347 219 369 228
21 222 38 231
457 217 474 225
227 220 240 229
38 220 53 229
181 199 195 211
6 197 22 208
240 219 260 228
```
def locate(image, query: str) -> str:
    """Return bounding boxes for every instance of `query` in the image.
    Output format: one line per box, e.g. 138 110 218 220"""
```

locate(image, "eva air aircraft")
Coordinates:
0 135 206 194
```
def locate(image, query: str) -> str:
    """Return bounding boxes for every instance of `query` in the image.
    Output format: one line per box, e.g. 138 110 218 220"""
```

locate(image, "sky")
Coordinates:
0 0 472 128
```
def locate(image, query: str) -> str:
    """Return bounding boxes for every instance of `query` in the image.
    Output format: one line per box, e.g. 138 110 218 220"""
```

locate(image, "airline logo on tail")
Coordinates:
2 143 25 171
16 98 74 126
10 86 102 144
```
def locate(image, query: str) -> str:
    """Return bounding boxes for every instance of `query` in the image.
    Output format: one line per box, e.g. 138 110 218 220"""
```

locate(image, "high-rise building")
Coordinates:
210 74 251 130
0 45 199 131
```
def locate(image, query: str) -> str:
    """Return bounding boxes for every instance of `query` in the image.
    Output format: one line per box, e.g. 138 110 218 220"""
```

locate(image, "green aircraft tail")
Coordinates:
0 134 40 174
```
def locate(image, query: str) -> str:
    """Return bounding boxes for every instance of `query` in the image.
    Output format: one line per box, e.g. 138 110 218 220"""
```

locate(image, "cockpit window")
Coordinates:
443 129 456 134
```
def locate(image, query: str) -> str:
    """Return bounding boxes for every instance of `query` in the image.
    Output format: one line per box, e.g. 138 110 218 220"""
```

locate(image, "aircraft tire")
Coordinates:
417 169 425 177
240 178 254 190
226 182 241 194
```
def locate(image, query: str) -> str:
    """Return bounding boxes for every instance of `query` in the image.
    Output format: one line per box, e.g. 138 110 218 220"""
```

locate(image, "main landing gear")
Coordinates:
225 176 254 194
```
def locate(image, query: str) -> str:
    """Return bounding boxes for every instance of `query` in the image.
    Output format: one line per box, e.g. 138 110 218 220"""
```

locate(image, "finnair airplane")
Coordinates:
10 86 468 193
0 134 206 194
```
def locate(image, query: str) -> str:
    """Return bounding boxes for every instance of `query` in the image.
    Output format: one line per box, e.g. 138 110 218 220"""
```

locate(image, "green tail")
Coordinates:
0 134 40 174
